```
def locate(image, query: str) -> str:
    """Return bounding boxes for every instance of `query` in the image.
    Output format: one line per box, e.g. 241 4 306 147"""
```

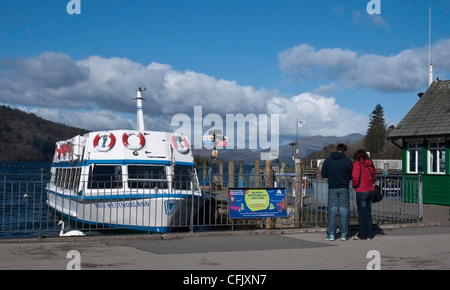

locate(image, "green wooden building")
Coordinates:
388 79 450 206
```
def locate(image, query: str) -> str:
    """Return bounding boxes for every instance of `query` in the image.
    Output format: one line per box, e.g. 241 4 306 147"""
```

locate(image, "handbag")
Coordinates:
372 181 382 203
369 166 383 203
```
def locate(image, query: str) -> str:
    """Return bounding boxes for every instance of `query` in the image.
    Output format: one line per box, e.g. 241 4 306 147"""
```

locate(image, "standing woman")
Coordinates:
352 149 378 240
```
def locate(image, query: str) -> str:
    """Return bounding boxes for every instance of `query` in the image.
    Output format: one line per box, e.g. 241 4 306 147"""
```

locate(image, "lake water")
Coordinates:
0 162 229 239
0 162 284 239
0 162 53 238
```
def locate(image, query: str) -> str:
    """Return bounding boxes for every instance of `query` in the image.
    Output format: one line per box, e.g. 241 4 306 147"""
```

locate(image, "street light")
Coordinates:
289 142 297 162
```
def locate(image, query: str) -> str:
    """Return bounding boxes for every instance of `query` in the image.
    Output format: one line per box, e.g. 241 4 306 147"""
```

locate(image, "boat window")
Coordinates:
88 165 123 189
128 165 168 189
173 166 197 191
73 167 81 191
52 167 83 191
55 168 62 187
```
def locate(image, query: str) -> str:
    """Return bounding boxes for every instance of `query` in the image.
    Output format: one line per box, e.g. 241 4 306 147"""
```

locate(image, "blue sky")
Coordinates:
1 0 450 147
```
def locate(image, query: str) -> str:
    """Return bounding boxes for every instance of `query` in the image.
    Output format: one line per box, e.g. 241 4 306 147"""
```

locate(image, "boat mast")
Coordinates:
132 88 146 131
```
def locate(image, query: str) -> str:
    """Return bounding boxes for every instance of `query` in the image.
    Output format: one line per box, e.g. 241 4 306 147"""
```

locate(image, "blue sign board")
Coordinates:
228 188 287 218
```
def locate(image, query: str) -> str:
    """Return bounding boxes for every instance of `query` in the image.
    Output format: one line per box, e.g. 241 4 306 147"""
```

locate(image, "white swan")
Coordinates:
57 220 86 237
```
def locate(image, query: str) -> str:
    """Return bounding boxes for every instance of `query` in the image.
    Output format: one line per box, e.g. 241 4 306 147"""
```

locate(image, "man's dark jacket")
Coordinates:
321 152 352 189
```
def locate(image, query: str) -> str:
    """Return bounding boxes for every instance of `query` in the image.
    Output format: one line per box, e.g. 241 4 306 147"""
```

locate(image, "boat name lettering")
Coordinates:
94 201 150 208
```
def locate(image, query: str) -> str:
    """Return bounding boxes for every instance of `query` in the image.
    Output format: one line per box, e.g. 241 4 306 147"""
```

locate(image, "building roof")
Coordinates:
388 79 450 140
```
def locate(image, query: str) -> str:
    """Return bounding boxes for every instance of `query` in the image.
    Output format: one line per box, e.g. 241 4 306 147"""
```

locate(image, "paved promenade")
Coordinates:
0 205 448 272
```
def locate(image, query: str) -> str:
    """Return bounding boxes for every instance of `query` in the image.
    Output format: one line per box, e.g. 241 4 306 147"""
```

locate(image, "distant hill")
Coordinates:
0 105 364 163
0 105 89 162
192 133 364 165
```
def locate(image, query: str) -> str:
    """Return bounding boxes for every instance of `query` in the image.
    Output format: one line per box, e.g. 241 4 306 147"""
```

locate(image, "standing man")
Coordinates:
321 143 353 241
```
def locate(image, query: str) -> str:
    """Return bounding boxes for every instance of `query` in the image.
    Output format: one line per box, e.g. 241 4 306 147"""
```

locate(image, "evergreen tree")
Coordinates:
383 125 402 159
363 104 386 158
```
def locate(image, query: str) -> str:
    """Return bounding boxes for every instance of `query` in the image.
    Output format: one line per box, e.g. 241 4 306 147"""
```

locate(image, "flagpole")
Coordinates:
296 118 299 159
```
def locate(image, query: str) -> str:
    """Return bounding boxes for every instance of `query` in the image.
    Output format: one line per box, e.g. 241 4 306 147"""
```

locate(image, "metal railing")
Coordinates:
204 173 422 229
0 170 422 239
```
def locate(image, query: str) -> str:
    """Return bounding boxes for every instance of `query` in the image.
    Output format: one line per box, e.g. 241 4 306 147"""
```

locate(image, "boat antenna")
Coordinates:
428 6 433 87
132 87 146 131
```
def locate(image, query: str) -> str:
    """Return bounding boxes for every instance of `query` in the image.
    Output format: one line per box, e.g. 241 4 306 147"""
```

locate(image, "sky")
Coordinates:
1 0 450 148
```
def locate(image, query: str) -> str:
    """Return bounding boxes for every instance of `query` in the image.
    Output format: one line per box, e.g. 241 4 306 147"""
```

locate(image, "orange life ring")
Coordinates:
55 142 72 159
61 143 71 157
55 144 61 159
122 132 145 150
171 133 190 153
93 133 116 152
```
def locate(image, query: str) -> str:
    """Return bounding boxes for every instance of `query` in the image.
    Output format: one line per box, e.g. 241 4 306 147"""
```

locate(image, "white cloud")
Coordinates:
266 92 368 137
0 53 272 129
369 15 389 30
352 10 389 30
278 40 450 92
0 51 369 141
313 83 339 96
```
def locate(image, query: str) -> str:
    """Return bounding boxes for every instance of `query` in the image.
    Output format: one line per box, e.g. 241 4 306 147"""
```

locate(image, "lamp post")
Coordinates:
289 142 297 162
296 119 306 159
294 119 305 227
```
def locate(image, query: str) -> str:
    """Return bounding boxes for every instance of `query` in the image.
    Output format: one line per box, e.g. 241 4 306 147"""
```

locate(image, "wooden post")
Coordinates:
265 160 273 187
219 159 224 189
254 160 260 187
228 160 235 188
239 160 244 187
265 160 273 229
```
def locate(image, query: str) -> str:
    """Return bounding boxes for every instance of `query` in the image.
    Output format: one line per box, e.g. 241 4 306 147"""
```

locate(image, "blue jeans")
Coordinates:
355 191 374 239
327 187 350 238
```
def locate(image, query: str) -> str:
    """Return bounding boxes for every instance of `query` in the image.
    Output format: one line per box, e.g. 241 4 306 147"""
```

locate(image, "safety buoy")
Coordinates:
55 142 72 159
61 143 70 158
55 144 61 159
93 132 116 152
122 132 145 150
171 133 190 154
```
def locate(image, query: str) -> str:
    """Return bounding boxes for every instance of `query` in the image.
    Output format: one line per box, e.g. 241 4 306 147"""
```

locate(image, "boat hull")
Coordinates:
46 190 215 233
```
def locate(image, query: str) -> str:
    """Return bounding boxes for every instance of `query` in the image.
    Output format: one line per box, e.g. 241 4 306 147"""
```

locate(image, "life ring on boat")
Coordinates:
55 144 61 159
55 142 71 159
122 132 146 150
61 143 71 158
171 133 190 154
93 132 116 152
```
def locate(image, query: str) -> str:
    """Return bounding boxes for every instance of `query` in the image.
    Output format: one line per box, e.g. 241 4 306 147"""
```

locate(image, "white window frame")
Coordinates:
406 142 423 174
428 141 445 174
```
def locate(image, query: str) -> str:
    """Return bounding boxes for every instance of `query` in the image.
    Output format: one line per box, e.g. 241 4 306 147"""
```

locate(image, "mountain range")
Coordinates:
192 133 364 165
0 105 363 163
